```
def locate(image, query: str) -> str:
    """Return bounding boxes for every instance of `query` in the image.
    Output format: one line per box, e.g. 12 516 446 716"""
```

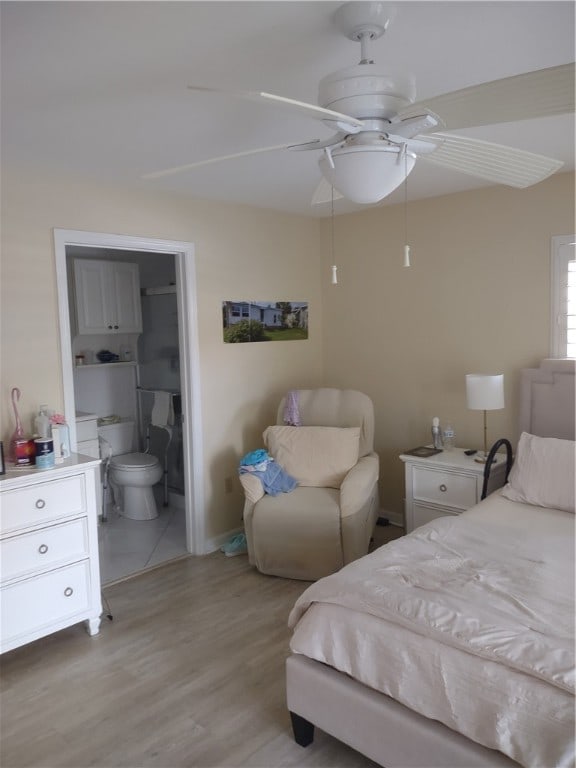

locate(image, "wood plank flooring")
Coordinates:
0 551 382 768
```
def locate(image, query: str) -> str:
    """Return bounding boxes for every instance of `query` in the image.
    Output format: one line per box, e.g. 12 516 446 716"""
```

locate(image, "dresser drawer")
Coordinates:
1 560 91 648
1 518 88 583
0 474 86 533
412 466 477 510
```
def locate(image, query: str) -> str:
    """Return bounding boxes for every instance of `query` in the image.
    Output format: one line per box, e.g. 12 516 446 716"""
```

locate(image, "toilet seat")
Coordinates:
110 452 160 471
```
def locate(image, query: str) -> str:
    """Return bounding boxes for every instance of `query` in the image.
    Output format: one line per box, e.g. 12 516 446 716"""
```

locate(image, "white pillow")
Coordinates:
263 425 360 488
501 432 575 513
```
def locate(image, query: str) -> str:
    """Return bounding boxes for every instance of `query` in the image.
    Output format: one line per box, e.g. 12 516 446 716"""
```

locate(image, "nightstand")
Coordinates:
399 448 508 533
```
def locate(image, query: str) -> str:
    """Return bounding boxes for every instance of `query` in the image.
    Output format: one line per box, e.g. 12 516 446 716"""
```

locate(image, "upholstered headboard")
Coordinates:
519 359 575 440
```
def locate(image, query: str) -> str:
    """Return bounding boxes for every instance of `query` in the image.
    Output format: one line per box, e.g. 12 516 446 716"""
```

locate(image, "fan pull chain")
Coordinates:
403 147 411 268
330 185 338 284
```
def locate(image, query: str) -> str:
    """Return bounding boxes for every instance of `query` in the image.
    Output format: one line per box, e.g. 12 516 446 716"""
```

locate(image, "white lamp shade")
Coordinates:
466 374 505 411
318 145 416 205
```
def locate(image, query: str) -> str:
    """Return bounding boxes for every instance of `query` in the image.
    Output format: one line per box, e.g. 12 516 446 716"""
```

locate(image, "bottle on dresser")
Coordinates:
34 406 51 438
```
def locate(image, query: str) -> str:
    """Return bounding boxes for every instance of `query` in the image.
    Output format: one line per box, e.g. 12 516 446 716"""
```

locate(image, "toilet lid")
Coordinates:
110 452 160 470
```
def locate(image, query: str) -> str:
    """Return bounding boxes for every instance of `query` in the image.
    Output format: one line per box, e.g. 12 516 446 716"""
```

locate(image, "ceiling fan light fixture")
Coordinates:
319 145 416 204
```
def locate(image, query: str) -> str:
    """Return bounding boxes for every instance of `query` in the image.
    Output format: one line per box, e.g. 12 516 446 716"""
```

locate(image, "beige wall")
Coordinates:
321 172 575 519
2 170 573 537
0 172 323 541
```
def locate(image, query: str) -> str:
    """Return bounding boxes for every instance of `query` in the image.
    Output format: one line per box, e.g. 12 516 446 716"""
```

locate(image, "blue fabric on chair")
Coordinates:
239 452 298 496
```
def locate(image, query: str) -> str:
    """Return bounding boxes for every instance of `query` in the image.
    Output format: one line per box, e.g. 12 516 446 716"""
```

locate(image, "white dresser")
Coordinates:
0 455 102 654
400 448 508 533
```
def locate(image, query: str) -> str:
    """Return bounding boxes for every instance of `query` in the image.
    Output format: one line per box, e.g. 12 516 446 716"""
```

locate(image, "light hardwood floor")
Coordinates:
1 548 390 768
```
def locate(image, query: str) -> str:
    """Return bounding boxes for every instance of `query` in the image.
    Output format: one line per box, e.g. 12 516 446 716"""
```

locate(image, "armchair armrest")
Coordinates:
239 472 265 504
340 454 379 518
239 473 264 566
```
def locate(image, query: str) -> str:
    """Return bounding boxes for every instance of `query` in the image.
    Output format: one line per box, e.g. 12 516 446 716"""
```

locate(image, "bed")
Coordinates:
286 359 575 768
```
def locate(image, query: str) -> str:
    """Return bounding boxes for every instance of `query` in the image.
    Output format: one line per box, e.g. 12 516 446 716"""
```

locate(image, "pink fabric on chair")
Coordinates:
283 390 302 426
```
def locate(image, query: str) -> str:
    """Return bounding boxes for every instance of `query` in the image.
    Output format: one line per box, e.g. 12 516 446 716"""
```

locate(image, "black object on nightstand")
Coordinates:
481 439 513 500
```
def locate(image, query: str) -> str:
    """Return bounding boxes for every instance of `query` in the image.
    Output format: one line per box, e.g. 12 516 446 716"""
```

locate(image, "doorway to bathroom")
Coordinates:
54 230 204 585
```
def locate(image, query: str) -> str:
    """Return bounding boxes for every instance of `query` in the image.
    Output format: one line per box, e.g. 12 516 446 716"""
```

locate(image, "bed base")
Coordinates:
287 654 520 768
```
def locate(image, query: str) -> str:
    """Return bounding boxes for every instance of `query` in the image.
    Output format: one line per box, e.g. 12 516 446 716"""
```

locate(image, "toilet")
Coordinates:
98 421 163 520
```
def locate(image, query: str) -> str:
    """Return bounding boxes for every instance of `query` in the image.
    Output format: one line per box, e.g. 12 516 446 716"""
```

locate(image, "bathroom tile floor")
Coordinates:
97 488 188 585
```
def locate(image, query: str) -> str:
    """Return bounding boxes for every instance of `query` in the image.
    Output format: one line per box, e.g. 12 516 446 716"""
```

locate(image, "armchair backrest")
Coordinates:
276 388 375 458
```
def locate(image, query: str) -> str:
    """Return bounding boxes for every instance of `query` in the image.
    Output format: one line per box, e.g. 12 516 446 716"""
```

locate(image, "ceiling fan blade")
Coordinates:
311 178 344 206
187 85 364 133
401 63 575 131
418 132 564 188
142 144 290 180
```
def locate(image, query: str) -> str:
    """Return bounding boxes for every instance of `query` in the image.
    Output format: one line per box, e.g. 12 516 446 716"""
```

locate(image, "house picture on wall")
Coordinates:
222 301 308 343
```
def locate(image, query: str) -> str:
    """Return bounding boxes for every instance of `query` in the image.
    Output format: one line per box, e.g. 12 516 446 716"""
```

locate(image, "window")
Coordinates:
231 303 249 318
551 235 576 358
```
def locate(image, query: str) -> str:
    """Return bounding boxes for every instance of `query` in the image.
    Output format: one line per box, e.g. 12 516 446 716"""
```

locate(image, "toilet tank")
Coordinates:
98 420 135 457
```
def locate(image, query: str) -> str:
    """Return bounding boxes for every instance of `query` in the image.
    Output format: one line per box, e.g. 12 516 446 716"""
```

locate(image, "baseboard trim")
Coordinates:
204 526 243 554
206 513 404 555
380 508 404 528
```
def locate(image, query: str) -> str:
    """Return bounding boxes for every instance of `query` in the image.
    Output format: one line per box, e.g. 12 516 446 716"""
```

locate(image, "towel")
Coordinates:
257 461 298 495
151 391 174 426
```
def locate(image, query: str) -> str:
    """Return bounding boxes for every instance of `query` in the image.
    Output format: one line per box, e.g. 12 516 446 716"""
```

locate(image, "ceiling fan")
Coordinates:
143 2 574 206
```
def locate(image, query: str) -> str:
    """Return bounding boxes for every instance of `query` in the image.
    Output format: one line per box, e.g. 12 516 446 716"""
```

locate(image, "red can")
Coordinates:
14 438 35 466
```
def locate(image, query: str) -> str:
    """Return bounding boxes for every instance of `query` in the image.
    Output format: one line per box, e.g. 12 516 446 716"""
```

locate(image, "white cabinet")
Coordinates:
400 448 507 533
0 456 102 654
74 259 142 335
75 412 100 459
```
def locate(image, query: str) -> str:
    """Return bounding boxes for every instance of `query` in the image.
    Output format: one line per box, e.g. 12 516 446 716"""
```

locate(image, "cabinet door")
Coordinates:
74 259 115 334
113 262 142 333
74 259 142 335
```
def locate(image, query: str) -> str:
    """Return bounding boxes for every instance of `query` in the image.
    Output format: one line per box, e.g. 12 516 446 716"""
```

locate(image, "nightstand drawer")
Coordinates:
413 503 459 529
412 467 476 509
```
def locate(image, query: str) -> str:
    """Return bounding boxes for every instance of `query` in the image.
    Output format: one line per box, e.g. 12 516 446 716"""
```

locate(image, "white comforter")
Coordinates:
289 493 575 767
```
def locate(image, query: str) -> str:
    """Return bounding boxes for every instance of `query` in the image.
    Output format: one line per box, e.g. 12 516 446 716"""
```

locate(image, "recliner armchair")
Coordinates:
240 388 380 580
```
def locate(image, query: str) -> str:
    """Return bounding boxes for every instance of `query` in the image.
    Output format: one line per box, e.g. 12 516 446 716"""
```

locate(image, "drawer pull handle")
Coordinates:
38 544 49 554
439 484 447 492
64 587 74 597
35 499 46 509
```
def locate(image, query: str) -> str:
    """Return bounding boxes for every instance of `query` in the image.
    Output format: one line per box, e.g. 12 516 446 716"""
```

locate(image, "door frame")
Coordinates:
53 228 205 555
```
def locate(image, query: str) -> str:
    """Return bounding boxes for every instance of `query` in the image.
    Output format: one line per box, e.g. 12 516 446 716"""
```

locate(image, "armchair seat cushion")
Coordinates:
263 425 361 488
250 487 343 580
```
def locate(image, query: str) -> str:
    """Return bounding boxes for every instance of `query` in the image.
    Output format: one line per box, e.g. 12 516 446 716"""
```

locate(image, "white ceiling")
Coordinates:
1 1 574 217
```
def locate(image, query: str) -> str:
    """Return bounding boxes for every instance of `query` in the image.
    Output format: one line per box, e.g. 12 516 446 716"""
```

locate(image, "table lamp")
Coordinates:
465 374 505 463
